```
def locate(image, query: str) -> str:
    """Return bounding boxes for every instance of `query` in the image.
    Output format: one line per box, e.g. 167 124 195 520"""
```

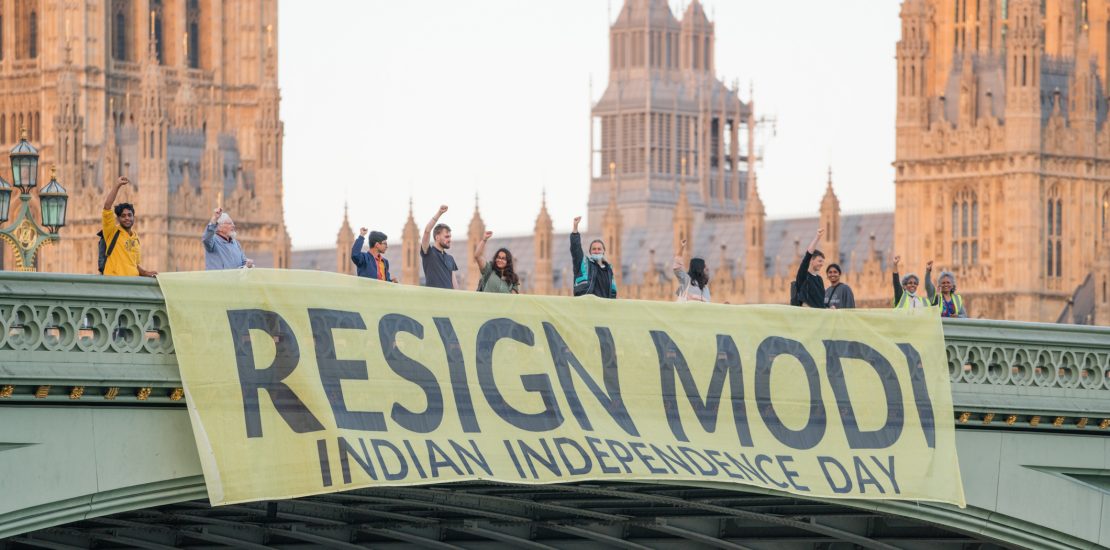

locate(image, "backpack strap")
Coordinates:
105 230 121 259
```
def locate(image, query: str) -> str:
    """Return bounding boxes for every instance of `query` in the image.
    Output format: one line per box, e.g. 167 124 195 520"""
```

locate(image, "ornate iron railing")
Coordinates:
0 272 1106 431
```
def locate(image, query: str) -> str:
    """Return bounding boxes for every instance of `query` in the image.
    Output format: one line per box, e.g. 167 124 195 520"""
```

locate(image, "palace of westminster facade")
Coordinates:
0 0 289 273
5 0 1108 325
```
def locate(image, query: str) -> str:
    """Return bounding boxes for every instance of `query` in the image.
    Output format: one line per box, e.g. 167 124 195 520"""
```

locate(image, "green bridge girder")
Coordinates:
0 273 1107 549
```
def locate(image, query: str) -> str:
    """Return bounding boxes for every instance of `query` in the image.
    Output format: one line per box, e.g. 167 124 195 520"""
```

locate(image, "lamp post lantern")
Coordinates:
0 130 68 271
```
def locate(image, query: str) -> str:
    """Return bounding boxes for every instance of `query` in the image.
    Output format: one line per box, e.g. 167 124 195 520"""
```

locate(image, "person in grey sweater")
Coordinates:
202 207 253 270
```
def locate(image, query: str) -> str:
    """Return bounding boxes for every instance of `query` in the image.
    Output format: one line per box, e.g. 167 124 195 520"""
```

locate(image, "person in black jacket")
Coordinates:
793 228 826 308
570 216 617 299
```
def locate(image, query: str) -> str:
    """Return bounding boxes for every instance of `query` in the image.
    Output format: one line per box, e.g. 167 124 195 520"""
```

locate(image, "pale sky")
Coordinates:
279 0 901 249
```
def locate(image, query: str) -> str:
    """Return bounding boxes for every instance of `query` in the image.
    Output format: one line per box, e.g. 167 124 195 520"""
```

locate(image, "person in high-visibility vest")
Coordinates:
925 261 968 318
891 255 928 309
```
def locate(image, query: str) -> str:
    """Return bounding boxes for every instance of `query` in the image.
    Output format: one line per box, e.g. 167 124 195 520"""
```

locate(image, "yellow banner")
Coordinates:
159 269 965 507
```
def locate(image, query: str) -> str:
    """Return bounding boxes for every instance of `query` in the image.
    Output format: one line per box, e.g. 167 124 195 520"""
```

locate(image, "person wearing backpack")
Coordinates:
101 177 157 277
792 227 826 308
570 216 617 299
472 230 519 294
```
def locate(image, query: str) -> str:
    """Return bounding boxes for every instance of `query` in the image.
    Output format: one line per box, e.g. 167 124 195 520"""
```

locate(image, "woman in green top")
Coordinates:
473 230 520 294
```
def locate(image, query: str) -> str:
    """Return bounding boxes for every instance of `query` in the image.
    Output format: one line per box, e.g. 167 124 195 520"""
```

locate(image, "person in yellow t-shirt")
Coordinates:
101 177 157 278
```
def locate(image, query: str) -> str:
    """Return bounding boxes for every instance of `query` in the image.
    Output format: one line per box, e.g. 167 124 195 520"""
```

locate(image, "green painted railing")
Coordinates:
0 272 1107 429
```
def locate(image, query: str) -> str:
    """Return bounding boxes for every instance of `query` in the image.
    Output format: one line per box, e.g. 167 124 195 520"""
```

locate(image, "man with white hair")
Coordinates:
202 207 253 270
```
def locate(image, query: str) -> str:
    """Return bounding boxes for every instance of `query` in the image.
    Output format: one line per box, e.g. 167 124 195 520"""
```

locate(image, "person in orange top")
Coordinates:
101 177 157 278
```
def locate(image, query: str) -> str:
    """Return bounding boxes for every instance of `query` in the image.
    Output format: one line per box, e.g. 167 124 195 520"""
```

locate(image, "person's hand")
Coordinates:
894 255 901 266
360 227 368 237
816 228 825 238
573 216 582 231
680 239 687 249
437 205 449 216
483 231 493 241
117 176 130 187
211 207 223 223
926 260 934 270
245 259 254 269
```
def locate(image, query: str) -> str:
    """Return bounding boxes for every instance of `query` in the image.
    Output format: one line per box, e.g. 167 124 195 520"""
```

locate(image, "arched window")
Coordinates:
151 0 164 64
28 11 37 59
951 188 980 266
1101 189 1110 232
112 1 130 61
1046 186 1063 279
187 0 201 68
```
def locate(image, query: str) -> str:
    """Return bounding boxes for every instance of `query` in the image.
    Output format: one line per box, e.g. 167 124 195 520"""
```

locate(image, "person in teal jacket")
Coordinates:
570 216 617 299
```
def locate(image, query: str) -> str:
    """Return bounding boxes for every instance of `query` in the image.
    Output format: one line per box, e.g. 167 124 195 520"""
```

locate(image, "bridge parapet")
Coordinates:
0 273 179 404
943 319 1110 431
0 272 1107 428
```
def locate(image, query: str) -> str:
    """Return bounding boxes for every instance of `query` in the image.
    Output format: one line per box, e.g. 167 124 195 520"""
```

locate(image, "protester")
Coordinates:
824 263 855 309
472 230 520 294
672 239 711 302
925 261 967 318
101 177 157 277
352 227 395 282
570 216 617 298
202 207 253 270
420 205 458 289
892 255 928 309
792 228 825 308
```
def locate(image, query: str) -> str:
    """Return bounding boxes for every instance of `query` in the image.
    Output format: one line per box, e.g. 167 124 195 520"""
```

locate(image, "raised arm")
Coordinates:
351 227 368 266
570 217 584 273
806 227 824 254
103 176 128 211
421 205 448 253
473 230 492 269
673 240 689 283
202 207 221 252
892 255 903 305
924 260 936 301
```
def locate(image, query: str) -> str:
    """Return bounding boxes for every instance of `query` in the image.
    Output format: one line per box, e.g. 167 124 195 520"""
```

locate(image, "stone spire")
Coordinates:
1070 23 1097 139
674 179 694 254
336 202 355 275
1005 0 1044 150
401 198 420 285
819 166 841 266
533 191 554 295
957 53 977 128
743 169 765 302
896 0 929 134
603 179 624 289
466 194 487 289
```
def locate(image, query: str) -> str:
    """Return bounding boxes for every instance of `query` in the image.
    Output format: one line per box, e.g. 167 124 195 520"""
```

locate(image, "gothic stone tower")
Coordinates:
895 0 1110 322
588 0 754 232
0 0 290 273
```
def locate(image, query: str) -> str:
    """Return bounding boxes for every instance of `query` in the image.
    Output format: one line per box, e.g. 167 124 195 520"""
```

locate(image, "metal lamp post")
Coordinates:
0 130 69 271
